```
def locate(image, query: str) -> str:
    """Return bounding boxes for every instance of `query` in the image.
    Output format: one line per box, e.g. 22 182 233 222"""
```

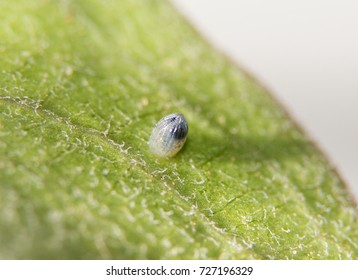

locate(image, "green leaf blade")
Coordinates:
1 0 357 259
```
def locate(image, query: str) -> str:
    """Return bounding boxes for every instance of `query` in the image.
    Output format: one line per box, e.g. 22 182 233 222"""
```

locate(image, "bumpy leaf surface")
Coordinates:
0 0 357 259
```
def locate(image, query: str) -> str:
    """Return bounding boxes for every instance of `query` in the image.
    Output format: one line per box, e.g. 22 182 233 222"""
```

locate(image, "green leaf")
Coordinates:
0 0 357 259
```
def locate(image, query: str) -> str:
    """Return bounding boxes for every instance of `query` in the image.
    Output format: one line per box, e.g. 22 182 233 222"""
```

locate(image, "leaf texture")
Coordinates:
0 0 357 259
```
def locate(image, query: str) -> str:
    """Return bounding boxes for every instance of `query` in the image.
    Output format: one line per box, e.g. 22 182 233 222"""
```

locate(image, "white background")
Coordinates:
0 260 357 279
172 0 358 201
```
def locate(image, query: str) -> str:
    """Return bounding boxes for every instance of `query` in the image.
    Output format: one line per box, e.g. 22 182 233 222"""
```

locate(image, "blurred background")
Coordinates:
172 0 358 201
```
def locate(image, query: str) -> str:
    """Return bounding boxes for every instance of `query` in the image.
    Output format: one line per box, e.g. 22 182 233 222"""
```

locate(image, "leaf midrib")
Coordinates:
1 95 264 259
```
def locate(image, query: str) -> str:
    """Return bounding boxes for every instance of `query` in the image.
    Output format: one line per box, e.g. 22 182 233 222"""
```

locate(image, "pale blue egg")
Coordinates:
149 113 188 157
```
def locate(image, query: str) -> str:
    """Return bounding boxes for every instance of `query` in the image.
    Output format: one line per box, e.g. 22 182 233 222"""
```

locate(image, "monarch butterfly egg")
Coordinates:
148 113 188 158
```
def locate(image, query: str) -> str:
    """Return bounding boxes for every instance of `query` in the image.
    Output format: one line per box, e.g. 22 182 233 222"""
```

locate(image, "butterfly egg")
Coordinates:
148 113 188 158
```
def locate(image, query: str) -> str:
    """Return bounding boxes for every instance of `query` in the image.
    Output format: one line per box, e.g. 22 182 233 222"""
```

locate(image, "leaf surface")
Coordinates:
0 0 357 259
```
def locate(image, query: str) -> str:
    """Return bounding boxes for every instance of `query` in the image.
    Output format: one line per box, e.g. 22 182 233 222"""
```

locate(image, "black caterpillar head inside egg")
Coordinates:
148 113 188 158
